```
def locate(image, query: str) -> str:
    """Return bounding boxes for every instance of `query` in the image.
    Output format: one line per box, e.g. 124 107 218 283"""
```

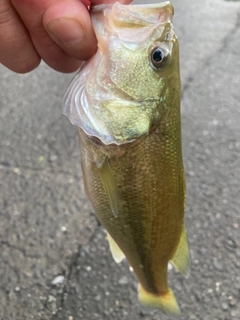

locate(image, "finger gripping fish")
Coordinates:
63 2 190 318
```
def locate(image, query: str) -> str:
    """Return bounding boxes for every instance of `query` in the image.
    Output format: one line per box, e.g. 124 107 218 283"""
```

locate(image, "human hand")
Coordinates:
0 0 131 73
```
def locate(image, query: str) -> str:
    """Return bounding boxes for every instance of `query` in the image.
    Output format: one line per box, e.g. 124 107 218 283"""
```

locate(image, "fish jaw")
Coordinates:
63 2 180 145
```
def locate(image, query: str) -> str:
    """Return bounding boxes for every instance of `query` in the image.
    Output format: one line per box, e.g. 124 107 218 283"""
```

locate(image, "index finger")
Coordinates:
11 0 92 72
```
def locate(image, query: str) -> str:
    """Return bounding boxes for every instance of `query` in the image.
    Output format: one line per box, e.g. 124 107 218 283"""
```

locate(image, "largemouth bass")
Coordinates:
63 2 190 318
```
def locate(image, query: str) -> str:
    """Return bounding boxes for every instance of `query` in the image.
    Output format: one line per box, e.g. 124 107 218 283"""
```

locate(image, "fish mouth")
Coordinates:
91 2 174 35
92 1 174 17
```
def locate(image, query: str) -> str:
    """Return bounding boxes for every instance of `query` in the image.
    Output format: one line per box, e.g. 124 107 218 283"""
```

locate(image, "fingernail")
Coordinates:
46 19 84 45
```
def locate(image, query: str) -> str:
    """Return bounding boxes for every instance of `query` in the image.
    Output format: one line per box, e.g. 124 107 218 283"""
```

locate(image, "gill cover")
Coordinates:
63 2 179 145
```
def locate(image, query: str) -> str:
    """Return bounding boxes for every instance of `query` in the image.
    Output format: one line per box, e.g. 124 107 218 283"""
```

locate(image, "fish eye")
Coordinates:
150 46 169 69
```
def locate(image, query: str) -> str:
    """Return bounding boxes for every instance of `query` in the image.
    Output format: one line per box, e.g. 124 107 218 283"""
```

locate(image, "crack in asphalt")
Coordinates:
1 240 42 259
48 219 102 317
181 11 240 98
0 161 80 177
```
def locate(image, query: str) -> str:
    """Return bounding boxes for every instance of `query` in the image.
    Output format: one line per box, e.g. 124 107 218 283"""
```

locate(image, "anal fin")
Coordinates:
138 284 181 319
171 226 190 278
107 233 125 263
97 157 118 217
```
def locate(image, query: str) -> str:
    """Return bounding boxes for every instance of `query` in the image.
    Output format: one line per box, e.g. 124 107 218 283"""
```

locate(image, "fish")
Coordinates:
63 1 190 318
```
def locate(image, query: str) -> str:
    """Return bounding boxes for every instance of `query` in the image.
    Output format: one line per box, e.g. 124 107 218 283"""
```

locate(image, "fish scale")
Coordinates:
79 110 183 293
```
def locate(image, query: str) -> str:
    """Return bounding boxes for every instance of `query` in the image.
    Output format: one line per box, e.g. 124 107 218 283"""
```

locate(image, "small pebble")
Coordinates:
228 296 237 306
94 295 101 302
118 276 128 285
221 302 228 311
50 155 58 162
215 282 221 293
231 310 240 317
47 295 56 303
13 168 21 174
15 287 20 292
227 238 237 249
213 258 223 271
61 226 67 232
51 275 65 285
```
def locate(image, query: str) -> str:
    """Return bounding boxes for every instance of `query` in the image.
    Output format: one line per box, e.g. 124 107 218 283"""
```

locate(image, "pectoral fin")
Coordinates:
107 233 125 263
96 157 118 217
171 226 190 278
81 162 90 200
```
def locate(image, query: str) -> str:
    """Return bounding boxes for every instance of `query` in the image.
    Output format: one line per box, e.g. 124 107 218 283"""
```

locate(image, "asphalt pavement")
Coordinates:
1 0 240 319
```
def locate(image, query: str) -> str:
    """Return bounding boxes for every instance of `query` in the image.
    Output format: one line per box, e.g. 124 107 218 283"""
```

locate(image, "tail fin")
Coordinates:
138 284 181 319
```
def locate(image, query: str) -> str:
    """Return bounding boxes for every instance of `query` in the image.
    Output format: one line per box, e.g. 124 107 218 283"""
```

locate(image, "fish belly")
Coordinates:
78 110 185 296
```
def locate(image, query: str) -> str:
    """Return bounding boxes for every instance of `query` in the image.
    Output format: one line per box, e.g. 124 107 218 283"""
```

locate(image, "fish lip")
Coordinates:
91 2 174 26
91 1 173 12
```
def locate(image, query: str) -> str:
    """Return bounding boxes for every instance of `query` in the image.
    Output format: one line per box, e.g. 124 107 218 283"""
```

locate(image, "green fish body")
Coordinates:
64 2 190 318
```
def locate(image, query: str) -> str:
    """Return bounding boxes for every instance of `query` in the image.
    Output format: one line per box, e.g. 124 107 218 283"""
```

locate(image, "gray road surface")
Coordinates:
1 0 240 319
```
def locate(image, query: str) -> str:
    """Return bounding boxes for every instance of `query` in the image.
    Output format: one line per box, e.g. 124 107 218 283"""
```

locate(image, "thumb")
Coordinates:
43 1 97 61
